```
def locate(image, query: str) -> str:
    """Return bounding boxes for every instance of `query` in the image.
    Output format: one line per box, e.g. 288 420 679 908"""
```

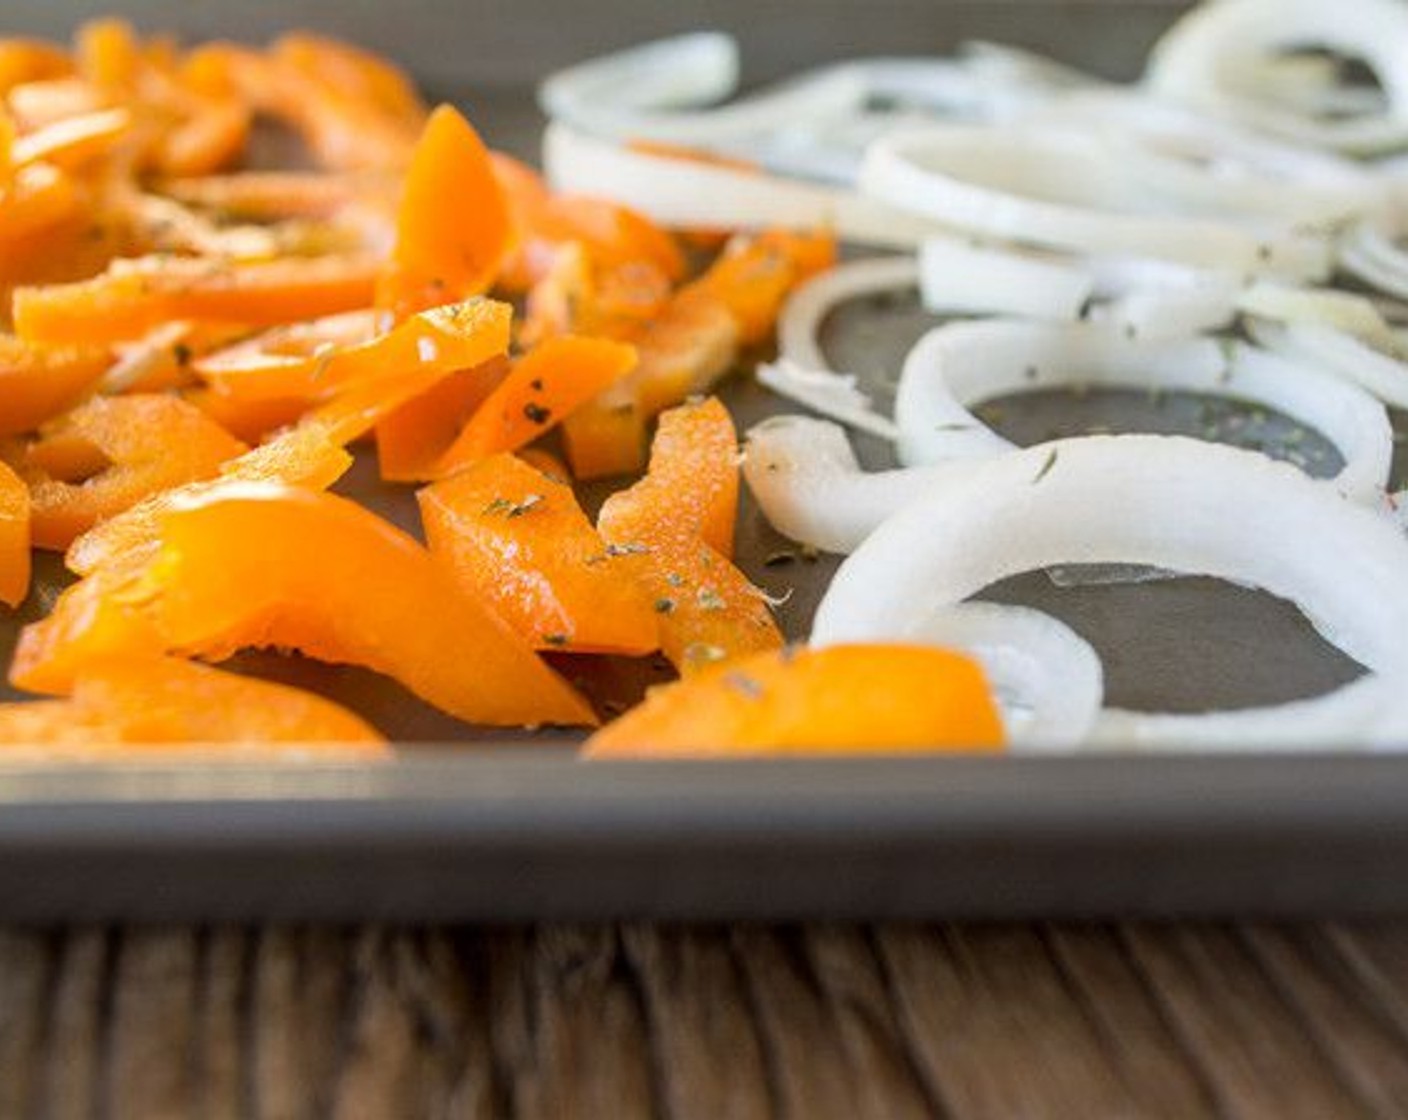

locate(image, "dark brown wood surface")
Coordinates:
3 924 1408 1117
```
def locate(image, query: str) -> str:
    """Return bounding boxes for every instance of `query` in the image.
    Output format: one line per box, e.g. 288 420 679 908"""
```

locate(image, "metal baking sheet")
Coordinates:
2 3 1408 919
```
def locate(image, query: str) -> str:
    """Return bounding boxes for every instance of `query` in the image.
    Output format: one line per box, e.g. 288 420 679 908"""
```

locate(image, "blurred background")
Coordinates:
10 1 1196 93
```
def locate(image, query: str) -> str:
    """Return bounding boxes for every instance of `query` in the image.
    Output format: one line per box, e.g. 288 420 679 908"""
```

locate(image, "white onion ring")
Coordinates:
777 256 918 370
1145 0 1408 155
1339 217 1408 302
756 359 898 441
542 121 951 248
919 238 1092 321
1245 317 1408 411
1028 89 1385 225
810 434 1408 749
893 322 1392 503
906 602 1104 748
857 125 1329 274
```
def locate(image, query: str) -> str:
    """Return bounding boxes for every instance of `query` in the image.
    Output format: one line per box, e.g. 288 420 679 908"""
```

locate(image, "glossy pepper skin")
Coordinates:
0 460 30 608
585 645 1005 757
12 483 597 728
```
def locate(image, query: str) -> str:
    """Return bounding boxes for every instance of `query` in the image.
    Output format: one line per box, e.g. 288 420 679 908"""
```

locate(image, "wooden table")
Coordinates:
3 923 1408 1117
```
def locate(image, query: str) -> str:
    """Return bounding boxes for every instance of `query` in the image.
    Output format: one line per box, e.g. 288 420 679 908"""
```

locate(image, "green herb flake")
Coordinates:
1032 448 1059 485
724 672 765 700
696 586 726 611
541 633 569 647
523 403 552 425
653 597 676 615
606 542 649 557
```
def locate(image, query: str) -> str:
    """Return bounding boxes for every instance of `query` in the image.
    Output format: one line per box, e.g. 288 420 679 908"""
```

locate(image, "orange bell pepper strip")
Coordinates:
183 388 310 445
194 298 511 403
419 453 658 656
14 483 596 727
433 336 637 476
584 645 1005 758
520 243 673 347
374 356 507 482
688 229 837 346
374 104 514 320
598 399 778 672
0 40 73 96
0 657 386 749
152 95 250 177
0 162 81 244
0 459 30 607
9 107 131 171
273 33 426 129
6 79 108 132
0 336 112 436
23 393 247 550
563 289 739 479
13 252 382 346
65 420 353 575
598 395 738 557
156 171 383 221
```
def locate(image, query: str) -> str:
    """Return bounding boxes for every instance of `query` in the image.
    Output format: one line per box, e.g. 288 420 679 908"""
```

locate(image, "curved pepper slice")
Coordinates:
434 336 637 476
584 645 1005 757
563 289 739 479
598 399 778 673
520 243 673 347
419 453 658 655
374 356 507 482
688 229 836 346
194 298 511 402
597 395 738 558
0 460 30 607
65 419 354 575
14 483 596 727
0 161 80 244
24 394 247 550
10 107 131 171
0 40 72 96
375 104 513 320
13 252 382 345
156 170 384 221
0 657 386 749
0 336 112 436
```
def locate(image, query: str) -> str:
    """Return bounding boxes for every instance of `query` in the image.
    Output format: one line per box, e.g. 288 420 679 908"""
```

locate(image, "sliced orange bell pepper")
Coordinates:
598 395 738 558
688 229 837 346
13 252 382 345
194 298 511 403
598 399 777 672
520 243 673 347
14 484 596 727
272 33 426 129
24 393 247 550
0 39 73 96
563 289 739 479
156 171 382 221
0 336 111 436
374 104 514 320
0 656 386 748
374 356 507 482
0 459 30 607
433 336 637 476
184 388 310 444
0 161 80 244
10 107 131 171
419 453 658 655
6 79 107 132
584 645 1005 757
66 419 354 575
152 95 249 177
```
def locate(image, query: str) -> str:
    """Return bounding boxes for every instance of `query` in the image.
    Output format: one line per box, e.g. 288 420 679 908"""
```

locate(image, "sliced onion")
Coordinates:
1244 316 1408 411
893 321 1392 502
1028 89 1385 225
904 602 1104 748
810 435 1408 749
744 415 978 553
777 256 918 370
542 121 951 248
1145 0 1408 155
1339 217 1408 302
857 125 1329 274
919 237 1092 320
756 358 898 440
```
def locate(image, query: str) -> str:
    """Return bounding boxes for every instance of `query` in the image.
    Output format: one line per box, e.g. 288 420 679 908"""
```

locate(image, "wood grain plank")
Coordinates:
191 929 249 1120
1241 925 1408 1116
875 925 1143 1118
0 930 53 1118
38 929 109 1120
250 928 353 1120
104 929 199 1120
801 928 936 1120
728 928 868 1120
1120 925 1372 1119
488 926 658 1120
1326 922 1408 1034
1043 925 1216 1119
621 925 773 1120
